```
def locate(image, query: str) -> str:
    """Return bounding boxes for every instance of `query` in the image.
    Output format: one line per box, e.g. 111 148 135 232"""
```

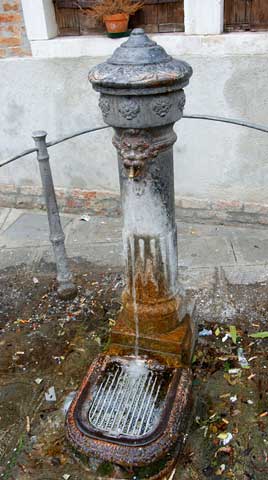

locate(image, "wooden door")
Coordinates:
224 0 268 31
54 0 184 35
130 0 184 33
250 0 268 30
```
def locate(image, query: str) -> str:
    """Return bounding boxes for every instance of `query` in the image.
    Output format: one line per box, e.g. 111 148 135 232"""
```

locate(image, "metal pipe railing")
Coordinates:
0 125 109 169
0 124 110 299
182 114 268 134
1 115 268 169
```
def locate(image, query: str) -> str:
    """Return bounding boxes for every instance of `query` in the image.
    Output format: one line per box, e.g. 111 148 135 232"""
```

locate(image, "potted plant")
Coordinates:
78 0 143 35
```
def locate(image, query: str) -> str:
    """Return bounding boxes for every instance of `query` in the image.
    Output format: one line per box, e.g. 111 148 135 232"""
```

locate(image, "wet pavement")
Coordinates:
1 208 268 479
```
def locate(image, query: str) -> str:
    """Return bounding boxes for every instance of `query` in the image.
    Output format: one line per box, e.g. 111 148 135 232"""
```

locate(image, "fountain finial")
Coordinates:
89 28 192 92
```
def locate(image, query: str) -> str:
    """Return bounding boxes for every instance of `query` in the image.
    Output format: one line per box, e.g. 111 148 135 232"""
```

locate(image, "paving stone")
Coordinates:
0 213 72 247
0 247 39 270
224 264 268 285
177 236 236 268
0 208 10 231
2 208 268 291
231 234 268 265
39 242 124 269
66 216 122 245
0 208 22 234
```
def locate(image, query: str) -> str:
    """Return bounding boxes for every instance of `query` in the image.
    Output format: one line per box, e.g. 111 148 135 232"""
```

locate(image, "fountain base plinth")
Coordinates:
108 297 196 368
66 355 193 477
109 312 194 368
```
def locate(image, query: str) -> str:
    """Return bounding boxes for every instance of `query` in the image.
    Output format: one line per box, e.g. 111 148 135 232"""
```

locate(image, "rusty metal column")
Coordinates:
89 29 193 365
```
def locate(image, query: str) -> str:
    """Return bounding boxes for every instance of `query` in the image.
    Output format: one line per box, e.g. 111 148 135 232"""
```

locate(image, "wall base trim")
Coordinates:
1 185 268 225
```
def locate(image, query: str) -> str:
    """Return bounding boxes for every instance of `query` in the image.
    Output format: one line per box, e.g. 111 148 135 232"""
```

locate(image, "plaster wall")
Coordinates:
1 51 268 215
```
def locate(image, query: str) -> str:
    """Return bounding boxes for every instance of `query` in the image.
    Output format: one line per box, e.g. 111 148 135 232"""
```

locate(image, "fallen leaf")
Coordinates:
224 372 241 386
229 325 237 344
248 356 257 362
249 331 268 339
220 393 231 399
26 416 30 433
192 354 197 364
15 319 30 324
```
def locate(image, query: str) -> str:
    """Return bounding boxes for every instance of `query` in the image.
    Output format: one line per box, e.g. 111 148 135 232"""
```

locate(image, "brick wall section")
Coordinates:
0 0 31 57
1 184 268 225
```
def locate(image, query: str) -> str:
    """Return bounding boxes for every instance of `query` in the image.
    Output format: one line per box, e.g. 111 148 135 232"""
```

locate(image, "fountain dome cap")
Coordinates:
89 29 192 95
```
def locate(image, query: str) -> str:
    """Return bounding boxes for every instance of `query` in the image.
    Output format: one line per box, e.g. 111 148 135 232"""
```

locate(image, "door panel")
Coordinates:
225 0 268 31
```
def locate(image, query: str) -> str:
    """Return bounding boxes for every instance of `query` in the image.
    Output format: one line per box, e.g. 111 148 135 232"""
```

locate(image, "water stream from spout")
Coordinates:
131 238 139 357
128 180 140 358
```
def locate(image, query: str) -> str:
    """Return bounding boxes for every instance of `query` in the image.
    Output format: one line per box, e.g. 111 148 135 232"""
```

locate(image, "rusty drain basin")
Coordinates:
66 354 192 469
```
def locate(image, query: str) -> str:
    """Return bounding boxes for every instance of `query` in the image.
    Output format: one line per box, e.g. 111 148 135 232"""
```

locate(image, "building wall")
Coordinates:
1 1 268 223
1 52 268 223
0 0 30 58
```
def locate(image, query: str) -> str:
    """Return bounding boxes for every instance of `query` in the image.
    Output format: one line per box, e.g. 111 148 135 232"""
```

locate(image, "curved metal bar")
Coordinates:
0 124 110 168
1 115 268 169
46 124 110 148
183 114 268 134
0 147 38 168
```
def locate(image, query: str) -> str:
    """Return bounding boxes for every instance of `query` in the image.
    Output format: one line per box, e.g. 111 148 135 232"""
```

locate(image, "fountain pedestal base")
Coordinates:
109 312 195 368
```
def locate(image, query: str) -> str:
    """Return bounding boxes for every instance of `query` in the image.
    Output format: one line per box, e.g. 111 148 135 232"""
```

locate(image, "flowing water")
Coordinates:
130 234 140 357
126 180 143 358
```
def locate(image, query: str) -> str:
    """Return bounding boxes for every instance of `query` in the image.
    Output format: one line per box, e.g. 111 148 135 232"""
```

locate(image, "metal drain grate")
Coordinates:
88 362 164 438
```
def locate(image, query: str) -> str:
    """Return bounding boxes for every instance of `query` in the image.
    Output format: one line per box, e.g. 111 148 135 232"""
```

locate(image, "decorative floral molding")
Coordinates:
118 100 140 120
99 97 111 118
152 98 172 117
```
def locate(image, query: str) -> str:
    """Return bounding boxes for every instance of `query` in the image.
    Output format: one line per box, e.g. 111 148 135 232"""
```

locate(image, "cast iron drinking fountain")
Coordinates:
66 29 195 478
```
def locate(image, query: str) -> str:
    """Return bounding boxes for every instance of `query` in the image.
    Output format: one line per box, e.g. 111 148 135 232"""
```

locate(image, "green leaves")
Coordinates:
249 331 268 339
229 325 237 345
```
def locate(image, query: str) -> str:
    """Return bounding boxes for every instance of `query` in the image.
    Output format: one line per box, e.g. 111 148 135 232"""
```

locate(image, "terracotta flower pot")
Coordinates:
103 13 129 33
